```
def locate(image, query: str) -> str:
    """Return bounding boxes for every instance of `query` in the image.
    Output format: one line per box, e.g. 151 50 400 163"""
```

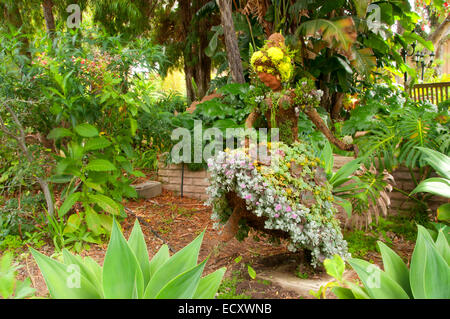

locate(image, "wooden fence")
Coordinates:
411 82 450 105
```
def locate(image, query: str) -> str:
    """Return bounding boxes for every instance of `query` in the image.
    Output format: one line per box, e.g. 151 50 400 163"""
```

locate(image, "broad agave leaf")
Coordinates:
143 230 205 298
347 258 410 299
377 242 412 298
193 267 226 299
30 248 102 299
30 220 224 299
410 226 450 299
102 220 145 298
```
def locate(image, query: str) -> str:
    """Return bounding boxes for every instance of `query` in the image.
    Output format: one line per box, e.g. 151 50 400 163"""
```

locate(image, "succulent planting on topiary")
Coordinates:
206 141 349 267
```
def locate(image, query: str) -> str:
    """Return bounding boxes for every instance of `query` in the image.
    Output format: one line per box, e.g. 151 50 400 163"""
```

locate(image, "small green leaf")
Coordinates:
63 214 81 234
47 128 73 140
247 265 256 280
58 192 81 218
331 286 355 299
437 203 450 223
324 254 345 281
84 137 112 151
85 159 117 172
74 123 99 137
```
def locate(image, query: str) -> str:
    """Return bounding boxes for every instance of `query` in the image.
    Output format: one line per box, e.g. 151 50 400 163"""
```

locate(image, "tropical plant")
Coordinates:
0 253 36 299
312 224 450 299
30 219 226 299
315 140 393 228
411 147 450 223
349 84 449 170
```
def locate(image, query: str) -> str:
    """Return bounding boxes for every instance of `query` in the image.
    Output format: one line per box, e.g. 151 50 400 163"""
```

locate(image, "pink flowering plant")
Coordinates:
206 141 349 267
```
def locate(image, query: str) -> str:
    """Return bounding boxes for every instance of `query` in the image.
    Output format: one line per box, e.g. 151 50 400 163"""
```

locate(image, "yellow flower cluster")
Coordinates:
267 47 284 62
250 44 293 83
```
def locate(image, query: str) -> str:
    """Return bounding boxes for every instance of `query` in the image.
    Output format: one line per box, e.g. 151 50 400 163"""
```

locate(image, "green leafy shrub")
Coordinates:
314 225 450 299
30 220 226 299
0 194 43 241
344 84 449 172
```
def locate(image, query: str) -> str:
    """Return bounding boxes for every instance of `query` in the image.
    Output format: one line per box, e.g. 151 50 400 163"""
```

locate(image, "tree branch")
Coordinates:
0 100 54 216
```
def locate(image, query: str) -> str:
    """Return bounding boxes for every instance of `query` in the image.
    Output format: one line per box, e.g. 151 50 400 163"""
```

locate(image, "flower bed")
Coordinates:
206 141 349 267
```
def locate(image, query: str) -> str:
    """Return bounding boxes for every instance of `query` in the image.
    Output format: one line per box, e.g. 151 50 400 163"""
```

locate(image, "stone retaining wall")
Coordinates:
158 156 447 213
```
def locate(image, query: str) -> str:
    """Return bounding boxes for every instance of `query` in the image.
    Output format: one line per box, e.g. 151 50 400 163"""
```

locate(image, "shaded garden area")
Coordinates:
0 0 449 301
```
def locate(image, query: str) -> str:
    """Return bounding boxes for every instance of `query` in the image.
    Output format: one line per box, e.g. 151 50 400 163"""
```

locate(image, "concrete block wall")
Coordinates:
157 162 211 201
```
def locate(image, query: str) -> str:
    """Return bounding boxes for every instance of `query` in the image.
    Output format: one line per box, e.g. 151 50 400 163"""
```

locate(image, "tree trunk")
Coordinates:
217 0 245 84
330 92 344 120
180 0 212 103
42 0 56 37
429 13 450 47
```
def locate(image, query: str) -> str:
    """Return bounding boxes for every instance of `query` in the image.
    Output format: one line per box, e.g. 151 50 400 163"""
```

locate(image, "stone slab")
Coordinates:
133 181 162 199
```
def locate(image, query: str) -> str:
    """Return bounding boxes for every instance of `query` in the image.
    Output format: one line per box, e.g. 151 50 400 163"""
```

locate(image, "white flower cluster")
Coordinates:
206 147 349 267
